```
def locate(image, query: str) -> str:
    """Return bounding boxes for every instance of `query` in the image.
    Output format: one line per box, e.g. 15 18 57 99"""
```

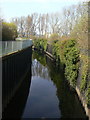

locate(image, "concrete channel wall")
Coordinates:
1 40 32 115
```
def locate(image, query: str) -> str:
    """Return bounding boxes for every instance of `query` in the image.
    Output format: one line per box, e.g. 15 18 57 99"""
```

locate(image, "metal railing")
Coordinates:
0 40 33 57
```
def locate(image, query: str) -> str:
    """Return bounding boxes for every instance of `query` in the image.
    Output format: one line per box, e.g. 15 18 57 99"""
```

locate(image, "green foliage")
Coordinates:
2 22 18 41
86 82 90 107
63 39 79 87
65 64 77 87
33 38 47 51
80 55 88 92
59 40 67 65
80 66 88 92
51 40 60 62
51 39 80 88
79 55 90 106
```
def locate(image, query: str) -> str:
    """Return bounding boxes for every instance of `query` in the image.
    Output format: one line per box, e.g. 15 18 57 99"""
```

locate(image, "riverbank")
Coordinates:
44 50 90 119
33 46 89 119
29 50 88 118
33 36 89 119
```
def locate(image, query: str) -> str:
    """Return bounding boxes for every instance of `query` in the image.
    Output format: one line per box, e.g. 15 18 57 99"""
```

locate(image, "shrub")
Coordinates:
59 39 67 65
2 22 18 41
62 39 79 87
80 55 88 92
51 40 60 62
33 38 47 51
50 39 80 88
80 67 88 92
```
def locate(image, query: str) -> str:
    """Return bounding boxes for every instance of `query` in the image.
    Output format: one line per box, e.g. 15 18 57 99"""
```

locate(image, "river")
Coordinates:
3 50 88 119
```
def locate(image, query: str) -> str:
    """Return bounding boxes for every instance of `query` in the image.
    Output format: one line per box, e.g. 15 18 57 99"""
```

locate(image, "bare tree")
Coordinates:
25 15 32 38
12 2 87 39
31 13 39 36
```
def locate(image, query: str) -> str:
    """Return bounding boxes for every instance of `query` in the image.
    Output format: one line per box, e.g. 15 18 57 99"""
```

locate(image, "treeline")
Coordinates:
2 22 18 41
12 2 87 42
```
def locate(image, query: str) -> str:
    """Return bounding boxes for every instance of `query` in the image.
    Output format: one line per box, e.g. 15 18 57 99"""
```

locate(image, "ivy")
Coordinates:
63 39 79 88
52 40 60 62
50 39 80 88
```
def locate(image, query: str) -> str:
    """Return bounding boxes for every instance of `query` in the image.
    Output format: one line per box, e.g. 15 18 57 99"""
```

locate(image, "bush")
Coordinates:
51 40 60 62
49 39 79 88
80 67 88 92
2 22 18 41
59 39 67 65
80 55 88 92
50 39 80 88
33 38 47 51
61 39 79 87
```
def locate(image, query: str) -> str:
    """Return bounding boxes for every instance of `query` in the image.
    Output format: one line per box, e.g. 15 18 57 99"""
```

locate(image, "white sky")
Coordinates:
0 0 89 22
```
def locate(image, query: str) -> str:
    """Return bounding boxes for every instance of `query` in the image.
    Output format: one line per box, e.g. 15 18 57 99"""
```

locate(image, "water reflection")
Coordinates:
22 55 60 118
3 50 88 119
46 56 87 118
32 59 50 80
2 66 31 119
22 51 87 119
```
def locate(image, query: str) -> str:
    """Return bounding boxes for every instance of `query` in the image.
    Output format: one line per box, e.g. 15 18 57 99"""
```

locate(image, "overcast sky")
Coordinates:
0 0 88 22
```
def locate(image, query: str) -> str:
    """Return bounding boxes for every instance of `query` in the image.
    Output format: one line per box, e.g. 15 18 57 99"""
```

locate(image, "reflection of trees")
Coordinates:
32 51 46 66
46 56 87 118
32 51 87 118
32 51 50 80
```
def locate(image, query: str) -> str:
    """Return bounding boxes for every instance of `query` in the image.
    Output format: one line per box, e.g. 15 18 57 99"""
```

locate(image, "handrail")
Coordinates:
0 40 33 57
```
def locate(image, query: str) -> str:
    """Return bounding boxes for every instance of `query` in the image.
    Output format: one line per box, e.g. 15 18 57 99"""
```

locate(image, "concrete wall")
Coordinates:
2 46 32 113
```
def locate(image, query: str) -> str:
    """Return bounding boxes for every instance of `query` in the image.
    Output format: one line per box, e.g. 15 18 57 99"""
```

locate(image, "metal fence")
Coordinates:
0 40 33 57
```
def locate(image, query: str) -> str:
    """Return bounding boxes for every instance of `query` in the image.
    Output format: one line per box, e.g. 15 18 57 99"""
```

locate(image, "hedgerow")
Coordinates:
51 39 80 88
61 39 79 87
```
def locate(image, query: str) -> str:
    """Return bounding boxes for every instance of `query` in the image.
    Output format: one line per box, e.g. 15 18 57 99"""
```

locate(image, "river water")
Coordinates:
3 51 88 119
